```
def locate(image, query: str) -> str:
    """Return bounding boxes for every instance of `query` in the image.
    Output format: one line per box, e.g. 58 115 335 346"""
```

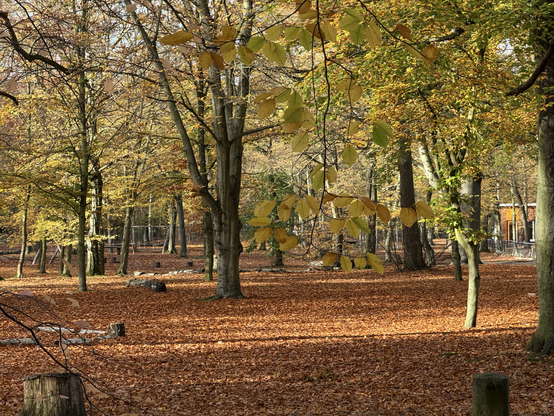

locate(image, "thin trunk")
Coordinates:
398 138 426 270
86 162 104 276
451 239 463 281
176 195 188 257
38 236 47 273
203 210 214 281
118 206 134 275
420 221 436 266
166 200 177 254
16 185 31 279
456 230 481 328
511 179 531 242
366 162 378 254
59 246 66 275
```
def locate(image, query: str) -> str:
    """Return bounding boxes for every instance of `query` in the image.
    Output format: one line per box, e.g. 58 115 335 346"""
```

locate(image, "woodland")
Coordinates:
0 0 554 414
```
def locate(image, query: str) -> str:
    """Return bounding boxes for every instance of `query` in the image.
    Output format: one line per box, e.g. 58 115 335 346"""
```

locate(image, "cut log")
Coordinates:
126 278 166 292
20 372 86 416
472 372 510 416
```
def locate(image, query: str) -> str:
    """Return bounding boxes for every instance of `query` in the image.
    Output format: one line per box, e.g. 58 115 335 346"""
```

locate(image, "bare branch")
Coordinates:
0 90 18 105
506 39 554 97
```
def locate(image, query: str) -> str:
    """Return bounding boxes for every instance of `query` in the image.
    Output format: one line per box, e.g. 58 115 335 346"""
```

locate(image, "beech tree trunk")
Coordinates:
398 138 426 270
38 236 47 273
366 162 378 254
176 195 188 257
86 162 104 276
166 200 177 254
203 210 214 282
118 206 134 276
528 17 554 352
456 230 481 328
16 185 31 279
451 239 463 281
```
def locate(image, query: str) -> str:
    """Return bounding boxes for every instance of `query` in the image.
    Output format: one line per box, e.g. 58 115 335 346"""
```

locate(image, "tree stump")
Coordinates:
472 373 510 416
154 261 161 268
20 372 86 416
110 322 125 337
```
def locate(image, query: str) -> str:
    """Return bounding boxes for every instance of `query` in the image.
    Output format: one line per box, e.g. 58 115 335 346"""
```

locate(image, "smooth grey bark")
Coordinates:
456 229 481 328
126 0 254 298
166 200 177 255
118 206 134 275
203 210 214 282
86 161 104 276
420 221 436 266
16 185 31 279
176 195 188 257
398 138 426 270
451 239 463 281
366 162 378 254
527 14 554 352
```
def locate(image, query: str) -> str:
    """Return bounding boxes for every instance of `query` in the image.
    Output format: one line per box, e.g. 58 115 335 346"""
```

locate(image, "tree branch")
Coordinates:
506 39 554 97
0 90 18 105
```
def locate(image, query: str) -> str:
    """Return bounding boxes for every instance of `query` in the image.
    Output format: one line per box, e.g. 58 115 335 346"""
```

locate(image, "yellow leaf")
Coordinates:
310 163 324 178
305 194 320 214
248 216 271 226
421 45 438 64
334 196 353 208
415 200 435 219
348 84 363 104
300 109 315 129
280 235 298 251
199 51 212 70
329 218 346 234
238 46 255 65
262 41 287 66
292 132 310 152
254 200 276 217
270 86 288 97
321 20 337 42
354 257 367 269
342 144 357 166
296 198 310 219
402 43 421 60
395 23 412 41
365 20 382 48
254 227 272 243
340 255 353 272
322 193 336 204
265 25 283 41
220 42 237 63
400 207 418 227
274 88 291 103
210 53 225 69
337 79 353 91
349 200 365 217
347 121 361 136
220 25 237 41
364 206 376 216
284 121 301 132
299 9 317 19
258 98 276 119
159 30 194 45
274 228 288 243
282 194 297 208
360 196 377 211
346 218 360 238
322 252 338 266
366 252 384 274
376 204 391 224
326 166 338 183
279 203 291 222
296 0 312 14
254 92 272 103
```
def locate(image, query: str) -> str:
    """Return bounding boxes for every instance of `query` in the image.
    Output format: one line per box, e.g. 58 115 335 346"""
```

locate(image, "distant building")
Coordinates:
498 203 536 241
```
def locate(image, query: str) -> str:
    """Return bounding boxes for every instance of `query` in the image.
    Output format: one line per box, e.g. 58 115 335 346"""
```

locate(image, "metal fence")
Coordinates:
486 239 536 259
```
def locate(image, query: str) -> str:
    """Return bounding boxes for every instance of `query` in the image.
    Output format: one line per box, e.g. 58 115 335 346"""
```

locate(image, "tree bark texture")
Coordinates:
38 236 47 273
456 229 481 328
176 194 188 257
86 162 104 276
451 239 463 281
16 185 31 279
203 210 214 282
118 206 134 275
398 139 426 270
166 200 177 255
528 17 554 352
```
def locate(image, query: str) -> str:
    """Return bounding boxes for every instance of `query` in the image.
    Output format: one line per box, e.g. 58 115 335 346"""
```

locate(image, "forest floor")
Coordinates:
0 242 550 415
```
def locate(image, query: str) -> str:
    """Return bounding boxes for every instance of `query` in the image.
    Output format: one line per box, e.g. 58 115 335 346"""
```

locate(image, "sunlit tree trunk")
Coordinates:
16 185 31 279
118 206 134 275
86 161 104 276
456 229 480 328
38 236 47 274
176 194 188 257
166 200 177 255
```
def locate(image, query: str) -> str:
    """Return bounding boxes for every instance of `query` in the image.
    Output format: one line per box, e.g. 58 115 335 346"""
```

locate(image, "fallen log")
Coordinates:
126 278 166 292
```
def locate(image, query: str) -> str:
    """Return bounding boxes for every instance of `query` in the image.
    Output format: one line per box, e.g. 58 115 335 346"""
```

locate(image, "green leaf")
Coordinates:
284 26 302 40
342 144 357 166
284 106 304 124
246 36 265 53
351 216 371 234
263 41 287 66
372 120 393 147
365 20 382 48
349 24 367 45
339 9 363 31
299 28 314 50
288 90 304 107
238 46 255 65
265 25 283 41
292 132 310 152
345 218 360 238
312 170 324 191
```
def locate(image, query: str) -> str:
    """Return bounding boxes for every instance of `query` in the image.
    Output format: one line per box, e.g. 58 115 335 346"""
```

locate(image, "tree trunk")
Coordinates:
420 221 436 266
86 162 104 276
527 20 554 352
203 210 214 282
20 373 86 416
166 200 177 254
511 179 531 242
366 162 378 254
456 230 481 328
16 185 31 279
118 206 134 276
451 238 463 281
384 220 393 262
38 236 47 273
398 138 426 270
176 194 188 257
